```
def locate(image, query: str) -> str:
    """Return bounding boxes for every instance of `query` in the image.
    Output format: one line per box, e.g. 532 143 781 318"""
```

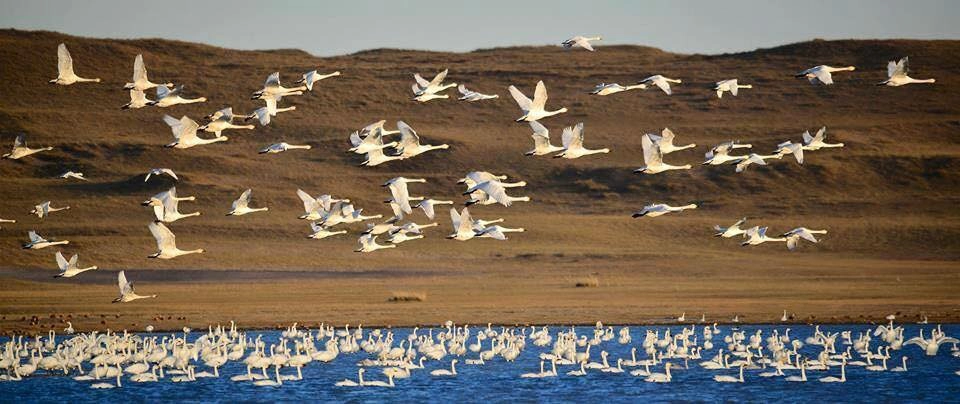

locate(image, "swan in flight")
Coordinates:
457 84 498 101
121 89 154 109
355 234 396 253
714 79 752 98
152 85 207 107
525 121 565 156
151 191 200 223
349 121 398 154
414 199 453 220
462 179 530 207
476 224 525 240
200 108 255 136
247 95 296 126
795 65 855 85
165 116 227 149
296 70 341 91
632 203 697 218
703 141 752 165
384 177 427 215
259 142 311 154
448 208 479 241
58 171 88 181
145 167 178 182
226 189 268 216
23 231 69 249
395 121 449 158
31 201 70 219
2 134 53 160
458 171 524 206
774 141 804 164
318 202 381 226
741 226 786 246
640 75 682 95
253 72 306 99
361 147 404 167
49 44 100 85
296 190 348 221
555 122 610 159
124 54 172 91
148 222 204 259
650 128 696 154
508 81 568 122
802 127 844 150
735 153 781 173
781 228 827 251
634 133 691 174
562 35 602 51
590 83 645 96
413 69 456 101
307 222 347 240
880 57 935 86
714 217 748 238
54 251 97 278
113 271 157 302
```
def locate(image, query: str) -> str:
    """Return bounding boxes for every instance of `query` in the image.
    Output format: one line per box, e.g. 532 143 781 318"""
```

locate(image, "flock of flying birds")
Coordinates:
0 36 939 303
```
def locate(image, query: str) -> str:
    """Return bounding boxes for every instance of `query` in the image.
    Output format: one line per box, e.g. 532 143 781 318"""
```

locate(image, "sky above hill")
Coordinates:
2 0 958 56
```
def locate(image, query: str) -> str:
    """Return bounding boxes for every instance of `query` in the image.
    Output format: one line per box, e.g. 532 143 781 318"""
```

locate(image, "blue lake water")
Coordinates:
1 324 958 402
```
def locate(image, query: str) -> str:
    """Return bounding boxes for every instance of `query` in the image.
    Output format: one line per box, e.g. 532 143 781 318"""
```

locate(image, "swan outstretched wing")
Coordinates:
477 181 512 207
449 207 461 232
265 72 280 88
118 271 132 294
532 81 548 109
233 189 252 210
457 84 471 96
530 121 549 138
397 121 420 150
479 226 507 240
133 54 147 83
163 115 183 138
28 231 43 243
813 69 833 85
13 134 25 149
561 126 574 149
814 127 827 142
297 189 319 214
642 134 663 166
388 182 413 214
652 78 671 95
508 85 532 111
575 38 595 51
55 251 69 271
414 73 430 89
149 221 177 251
429 69 449 88
888 57 908 78
569 122 585 150
57 43 74 76
68 253 79 267
177 116 200 143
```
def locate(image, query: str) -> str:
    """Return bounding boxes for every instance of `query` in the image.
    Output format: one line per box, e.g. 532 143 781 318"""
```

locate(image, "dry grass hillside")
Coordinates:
0 30 958 332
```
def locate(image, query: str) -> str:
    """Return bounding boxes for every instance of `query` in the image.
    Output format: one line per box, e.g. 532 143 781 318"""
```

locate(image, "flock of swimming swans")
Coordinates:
0 38 939 306
0 317 958 389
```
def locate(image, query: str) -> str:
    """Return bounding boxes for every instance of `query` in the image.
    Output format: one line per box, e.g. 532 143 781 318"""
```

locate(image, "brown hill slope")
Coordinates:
0 30 958 330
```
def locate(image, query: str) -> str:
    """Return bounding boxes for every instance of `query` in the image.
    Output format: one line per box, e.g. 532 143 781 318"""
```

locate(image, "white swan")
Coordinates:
124 54 172 91
781 228 827 250
247 95 296 126
562 35 602 51
296 70 341 91
58 171 88 181
741 226 787 246
395 121 449 158
651 128 696 154
253 72 306 100
413 69 457 99
508 80 568 122
22 230 69 249
384 177 427 214
113 270 157 303
200 108 255 136
774 141 805 164
703 141 752 165
307 222 347 239
880 57 935 86
555 122 610 159
714 79 752 98
463 180 530 207
355 234 396 253
643 363 672 383
590 82 645 96
476 224 525 240
714 217 748 238
151 191 200 223
144 167 179 183
148 221 205 259
2 134 53 160
164 116 226 149
640 75 682 95
734 153 781 173
802 127 844 150
50 44 100 85
634 133 691 174
335 368 364 387
796 65 856 85
121 89 154 109
632 203 697 218
430 359 458 376
54 251 98 278
227 189 268 216
151 85 207 107
525 121 565 156
31 201 70 219
448 208 478 241
713 363 746 383
904 329 960 355
89 368 122 389
458 84 498 101
819 359 846 382
253 365 283 387
259 142 311 154
361 147 404 167
349 122 398 154
414 199 454 220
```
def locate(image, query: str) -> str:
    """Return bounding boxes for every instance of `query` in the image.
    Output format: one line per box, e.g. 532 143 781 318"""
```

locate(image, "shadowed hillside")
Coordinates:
0 30 958 331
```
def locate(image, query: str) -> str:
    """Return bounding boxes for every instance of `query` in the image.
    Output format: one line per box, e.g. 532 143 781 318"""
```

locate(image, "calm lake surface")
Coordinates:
1 324 958 402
